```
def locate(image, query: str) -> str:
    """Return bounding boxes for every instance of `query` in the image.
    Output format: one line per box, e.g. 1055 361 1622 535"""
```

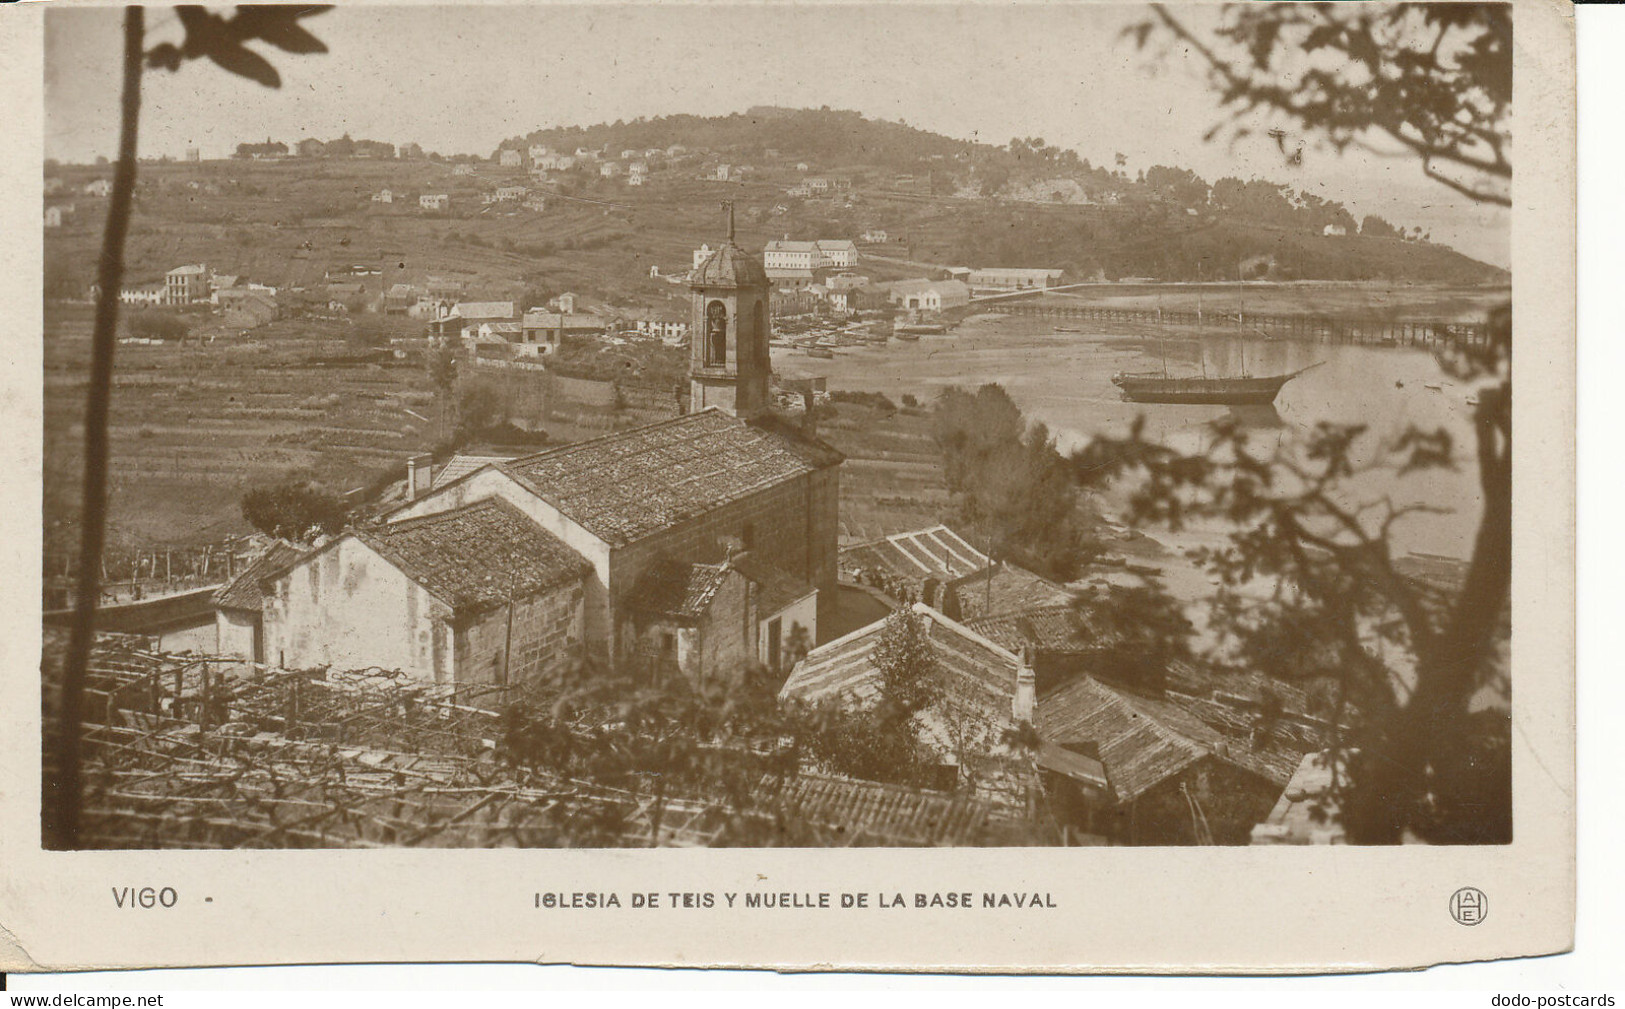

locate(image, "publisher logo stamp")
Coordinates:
1450 887 1488 926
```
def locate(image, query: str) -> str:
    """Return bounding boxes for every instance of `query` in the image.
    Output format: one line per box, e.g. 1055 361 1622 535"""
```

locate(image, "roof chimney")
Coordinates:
800 385 817 439
1012 646 1036 725
405 453 433 501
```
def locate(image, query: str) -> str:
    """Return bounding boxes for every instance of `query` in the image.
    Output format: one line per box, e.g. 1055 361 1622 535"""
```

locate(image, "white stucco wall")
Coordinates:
758 591 817 671
157 620 218 656
263 537 454 682
215 609 257 661
387 467 613 652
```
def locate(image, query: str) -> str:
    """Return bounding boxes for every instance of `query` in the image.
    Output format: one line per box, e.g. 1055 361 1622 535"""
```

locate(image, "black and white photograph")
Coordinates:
30 0 1525 859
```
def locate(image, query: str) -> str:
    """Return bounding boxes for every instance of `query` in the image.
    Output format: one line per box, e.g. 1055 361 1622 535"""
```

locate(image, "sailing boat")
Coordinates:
1111 367 1320 405
1112 268 1321 405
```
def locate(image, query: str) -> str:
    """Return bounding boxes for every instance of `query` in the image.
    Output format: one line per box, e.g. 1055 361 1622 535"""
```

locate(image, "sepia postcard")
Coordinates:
0 0 1575 973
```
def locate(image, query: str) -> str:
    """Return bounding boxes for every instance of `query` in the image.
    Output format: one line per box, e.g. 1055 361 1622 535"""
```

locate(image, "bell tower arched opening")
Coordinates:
687 201 772 419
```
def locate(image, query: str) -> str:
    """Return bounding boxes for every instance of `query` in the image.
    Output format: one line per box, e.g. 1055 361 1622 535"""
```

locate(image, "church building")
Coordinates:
250 205 843 689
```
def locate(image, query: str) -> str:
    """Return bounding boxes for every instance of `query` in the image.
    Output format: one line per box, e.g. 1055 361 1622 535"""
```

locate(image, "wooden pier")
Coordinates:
993 299 1491 350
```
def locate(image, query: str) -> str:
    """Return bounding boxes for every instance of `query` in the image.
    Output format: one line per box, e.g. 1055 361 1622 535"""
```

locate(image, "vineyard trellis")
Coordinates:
54 633 1039 849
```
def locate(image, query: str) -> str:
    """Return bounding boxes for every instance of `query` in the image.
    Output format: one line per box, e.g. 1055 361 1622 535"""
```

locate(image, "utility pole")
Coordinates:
501 575 517 688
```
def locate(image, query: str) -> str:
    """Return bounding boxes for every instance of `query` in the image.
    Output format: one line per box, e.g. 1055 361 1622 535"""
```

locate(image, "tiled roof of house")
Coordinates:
452 301 515 321
521 312 604 330
758 772 1018 847
764 240 820 253
731 554 815 616
623 558 732 623
963 605 1093 655
839 525 988 584
779 604 1022 751
213 541 308 612
947 564 1073 621
430 453 520 491
495 410 841 546
627 554 815 625
355 498 588 614
1036 676 1308 802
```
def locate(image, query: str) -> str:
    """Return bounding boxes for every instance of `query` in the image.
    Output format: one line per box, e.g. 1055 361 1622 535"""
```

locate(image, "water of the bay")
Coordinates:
775 311 1488 562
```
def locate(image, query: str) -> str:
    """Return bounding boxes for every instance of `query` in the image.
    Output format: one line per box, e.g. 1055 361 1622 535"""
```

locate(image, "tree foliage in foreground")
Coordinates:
49 5 332 850
497 653 943 844
933 384 1099 581
1072 301 1511 844
1094 0 1517 845
1131 3 1510 206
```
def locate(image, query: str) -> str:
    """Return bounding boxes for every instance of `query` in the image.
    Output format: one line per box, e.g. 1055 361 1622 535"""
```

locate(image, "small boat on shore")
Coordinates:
1053 326 1084 334
805 347 835 359
894 323 947 337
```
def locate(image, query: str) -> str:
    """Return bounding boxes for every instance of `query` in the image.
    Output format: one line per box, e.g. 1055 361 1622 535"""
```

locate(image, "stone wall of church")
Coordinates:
453 577 586 688
804 465 841 592
695 572 754 689
606 467 839 660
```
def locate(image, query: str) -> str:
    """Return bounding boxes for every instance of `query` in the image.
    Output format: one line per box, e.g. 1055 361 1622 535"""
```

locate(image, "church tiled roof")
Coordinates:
496 410 841 546
355 498 589 615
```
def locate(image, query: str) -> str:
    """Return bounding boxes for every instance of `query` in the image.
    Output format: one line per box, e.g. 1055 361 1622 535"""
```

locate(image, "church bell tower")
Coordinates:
688 201 772 419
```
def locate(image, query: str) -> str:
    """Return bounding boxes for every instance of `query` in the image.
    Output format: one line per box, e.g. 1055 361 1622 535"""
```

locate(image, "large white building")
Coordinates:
763 239 860 271
817 240 859 268
966 267 1065 293
763 240 820 271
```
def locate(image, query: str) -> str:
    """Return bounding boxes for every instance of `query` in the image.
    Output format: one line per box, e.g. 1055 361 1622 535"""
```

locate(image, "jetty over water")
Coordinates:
972 286 1495 351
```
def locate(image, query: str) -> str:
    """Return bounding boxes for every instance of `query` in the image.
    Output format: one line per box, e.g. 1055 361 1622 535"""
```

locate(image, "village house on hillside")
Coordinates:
1036 674 1309 844
517 311 604 356
164 264 210 305
434 301 516 341
837 525 1071 619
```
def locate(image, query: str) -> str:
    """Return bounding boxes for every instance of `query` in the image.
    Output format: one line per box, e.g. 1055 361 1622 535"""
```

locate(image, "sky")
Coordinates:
43 3 1509 268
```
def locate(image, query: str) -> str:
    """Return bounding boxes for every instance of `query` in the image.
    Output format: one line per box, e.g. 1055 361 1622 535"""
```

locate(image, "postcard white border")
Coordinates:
0 0 1577 974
